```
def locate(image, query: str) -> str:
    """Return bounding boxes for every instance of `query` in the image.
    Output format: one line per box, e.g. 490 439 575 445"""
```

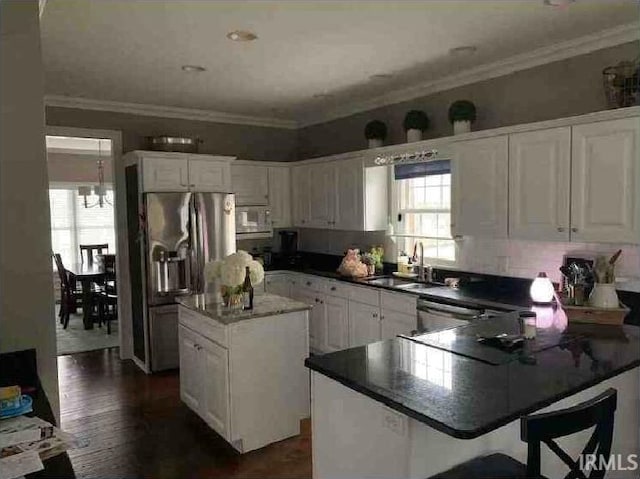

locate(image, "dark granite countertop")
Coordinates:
305 314 640 439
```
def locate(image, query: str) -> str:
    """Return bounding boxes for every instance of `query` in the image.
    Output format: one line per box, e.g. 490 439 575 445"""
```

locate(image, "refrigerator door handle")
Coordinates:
189 196 201 294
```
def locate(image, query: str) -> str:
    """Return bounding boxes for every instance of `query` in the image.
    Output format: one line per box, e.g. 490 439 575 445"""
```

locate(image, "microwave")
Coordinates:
235 206 273 239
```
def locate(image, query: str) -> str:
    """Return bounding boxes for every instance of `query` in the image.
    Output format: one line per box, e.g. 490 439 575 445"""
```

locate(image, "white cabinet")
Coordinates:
178 305 309 453
189 157 232 192
143 157 190 192
324 295 349 352
178 325 203 412
309 163 336 228
136 152 233 193
178 325 230 439
349 301 381 348
291 157 388 231
291 165 311 227
231 164 269 205
268 167 292 228
200 335 231 438
451 136 508 238
571 118 640 244
297 287 325 352
509 127 571 241
380 310 416 340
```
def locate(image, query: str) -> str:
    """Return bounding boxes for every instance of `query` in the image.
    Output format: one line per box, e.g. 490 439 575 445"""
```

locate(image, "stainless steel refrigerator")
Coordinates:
125 182 236 373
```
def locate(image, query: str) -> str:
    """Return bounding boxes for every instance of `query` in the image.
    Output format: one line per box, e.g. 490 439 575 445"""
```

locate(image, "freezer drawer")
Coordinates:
149 304 179 371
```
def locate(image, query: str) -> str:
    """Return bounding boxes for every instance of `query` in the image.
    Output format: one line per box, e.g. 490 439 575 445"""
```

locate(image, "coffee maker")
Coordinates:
278 230 302 267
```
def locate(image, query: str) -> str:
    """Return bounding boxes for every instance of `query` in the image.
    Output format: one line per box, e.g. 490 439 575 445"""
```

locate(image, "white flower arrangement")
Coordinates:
205 251 265 295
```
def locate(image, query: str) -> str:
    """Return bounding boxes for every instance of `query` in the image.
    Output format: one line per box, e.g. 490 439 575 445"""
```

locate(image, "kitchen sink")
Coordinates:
365 277 417 287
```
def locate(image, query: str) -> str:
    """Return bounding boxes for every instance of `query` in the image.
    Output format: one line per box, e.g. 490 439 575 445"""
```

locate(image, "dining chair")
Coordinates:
429 388 617 479
80 243 109 266
94 261 118 334
53 253 83 329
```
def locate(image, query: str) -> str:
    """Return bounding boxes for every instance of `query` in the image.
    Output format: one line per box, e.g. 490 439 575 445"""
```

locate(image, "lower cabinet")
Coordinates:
380 310 417 340
324 295 349 351
178 305 310 453
178 324 230 439
348 301 381 348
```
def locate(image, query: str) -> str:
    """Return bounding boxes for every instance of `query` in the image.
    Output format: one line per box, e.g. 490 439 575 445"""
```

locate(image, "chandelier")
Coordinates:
78 140 112 208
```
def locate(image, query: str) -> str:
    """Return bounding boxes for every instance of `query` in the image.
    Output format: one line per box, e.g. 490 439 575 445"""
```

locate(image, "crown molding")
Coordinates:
44 95 299 130
298 22 640 128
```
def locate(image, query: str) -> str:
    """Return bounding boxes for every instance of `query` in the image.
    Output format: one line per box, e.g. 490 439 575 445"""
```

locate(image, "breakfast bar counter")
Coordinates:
305 315 640 478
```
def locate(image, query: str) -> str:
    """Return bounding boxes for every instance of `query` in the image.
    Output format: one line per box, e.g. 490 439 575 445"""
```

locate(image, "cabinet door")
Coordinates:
231 164 269 206
200 336 231 440
451 136 508 237
268 166 292 228
324 295 349 351
142 158 189 192
178 325 203 412
291 166 310 227
509 128 571 241
188 158 231 192
380 310 417 340
309 163 336 228
297 288 325 351
348 301 380 348
334 159 364 231
264 274 291 298
571 118 640 244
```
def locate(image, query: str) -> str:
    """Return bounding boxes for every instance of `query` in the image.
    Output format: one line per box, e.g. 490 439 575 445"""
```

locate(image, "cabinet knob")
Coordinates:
372 313 378 318
557 227 565 232
571 228 578 233
315 298 319 303
330 286 336 291
306 281 312 286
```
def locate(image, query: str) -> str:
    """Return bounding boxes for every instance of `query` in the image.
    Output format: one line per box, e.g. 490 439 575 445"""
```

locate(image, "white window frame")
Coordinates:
389 169 456 265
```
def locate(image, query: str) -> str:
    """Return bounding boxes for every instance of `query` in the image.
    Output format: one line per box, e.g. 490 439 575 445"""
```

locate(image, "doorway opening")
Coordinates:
46 131 122 356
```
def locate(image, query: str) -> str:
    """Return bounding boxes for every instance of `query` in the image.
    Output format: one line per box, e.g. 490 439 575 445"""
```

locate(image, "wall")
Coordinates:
297 41 640 159
45 107 298 162
296 228 639 285
47 151 113 184
0 0 59 416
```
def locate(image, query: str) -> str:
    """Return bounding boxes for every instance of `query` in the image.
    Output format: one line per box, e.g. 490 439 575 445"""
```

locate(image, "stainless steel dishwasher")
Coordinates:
415 299 485 334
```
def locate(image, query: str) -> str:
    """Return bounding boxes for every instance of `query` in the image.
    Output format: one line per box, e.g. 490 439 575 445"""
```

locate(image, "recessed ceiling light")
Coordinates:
449 46 477 57
543 0 575 6
181 65 206 73
227 30 258 42
369 73 394 81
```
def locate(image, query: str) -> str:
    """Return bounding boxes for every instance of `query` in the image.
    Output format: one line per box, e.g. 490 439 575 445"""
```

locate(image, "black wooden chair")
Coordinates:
430 388 617 479
94 257 117 334
53 253 83 329
80 243 108 266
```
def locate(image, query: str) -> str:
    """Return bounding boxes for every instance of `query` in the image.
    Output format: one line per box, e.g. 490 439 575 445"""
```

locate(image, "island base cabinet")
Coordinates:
311 369 639 479
178 306 310 454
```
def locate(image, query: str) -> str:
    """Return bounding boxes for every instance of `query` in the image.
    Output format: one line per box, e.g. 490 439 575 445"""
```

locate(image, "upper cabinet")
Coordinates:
451 136 508 238
570 118 640 244
133 152 234 193
267 166 292 228
509 127 571 241
291 156 387 231
231 164 269 205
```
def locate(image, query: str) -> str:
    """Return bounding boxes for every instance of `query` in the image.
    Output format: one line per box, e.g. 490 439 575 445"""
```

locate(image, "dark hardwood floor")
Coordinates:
58 348 312 479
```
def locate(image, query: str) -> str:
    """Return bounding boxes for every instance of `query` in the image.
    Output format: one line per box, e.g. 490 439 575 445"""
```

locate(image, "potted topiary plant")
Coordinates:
448 100 476 135
364 120 387 148
403 110 429 142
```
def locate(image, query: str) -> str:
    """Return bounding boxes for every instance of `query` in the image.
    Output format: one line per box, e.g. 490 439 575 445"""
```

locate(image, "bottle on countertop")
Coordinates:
243 266 254 310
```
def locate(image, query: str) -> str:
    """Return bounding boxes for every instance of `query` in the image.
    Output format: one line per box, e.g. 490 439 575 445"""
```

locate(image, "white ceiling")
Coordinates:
41 0 639 127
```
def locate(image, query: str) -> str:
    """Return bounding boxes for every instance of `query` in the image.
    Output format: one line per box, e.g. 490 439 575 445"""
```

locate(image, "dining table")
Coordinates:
66 262 106 330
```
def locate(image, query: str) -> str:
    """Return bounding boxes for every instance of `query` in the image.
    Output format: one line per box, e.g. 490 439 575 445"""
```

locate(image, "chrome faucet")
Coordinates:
416 241 433 283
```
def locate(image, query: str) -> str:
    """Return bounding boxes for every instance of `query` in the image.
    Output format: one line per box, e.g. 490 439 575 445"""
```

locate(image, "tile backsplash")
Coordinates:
295 228 640 284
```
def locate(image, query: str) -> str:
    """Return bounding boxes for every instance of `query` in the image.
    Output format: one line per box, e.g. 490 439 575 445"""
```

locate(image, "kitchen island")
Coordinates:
177 293 311 453
305 313 640 479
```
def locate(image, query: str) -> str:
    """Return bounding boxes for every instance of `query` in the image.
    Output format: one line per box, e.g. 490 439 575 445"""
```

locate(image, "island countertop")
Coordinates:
177 293 311 325
305 314 640 439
